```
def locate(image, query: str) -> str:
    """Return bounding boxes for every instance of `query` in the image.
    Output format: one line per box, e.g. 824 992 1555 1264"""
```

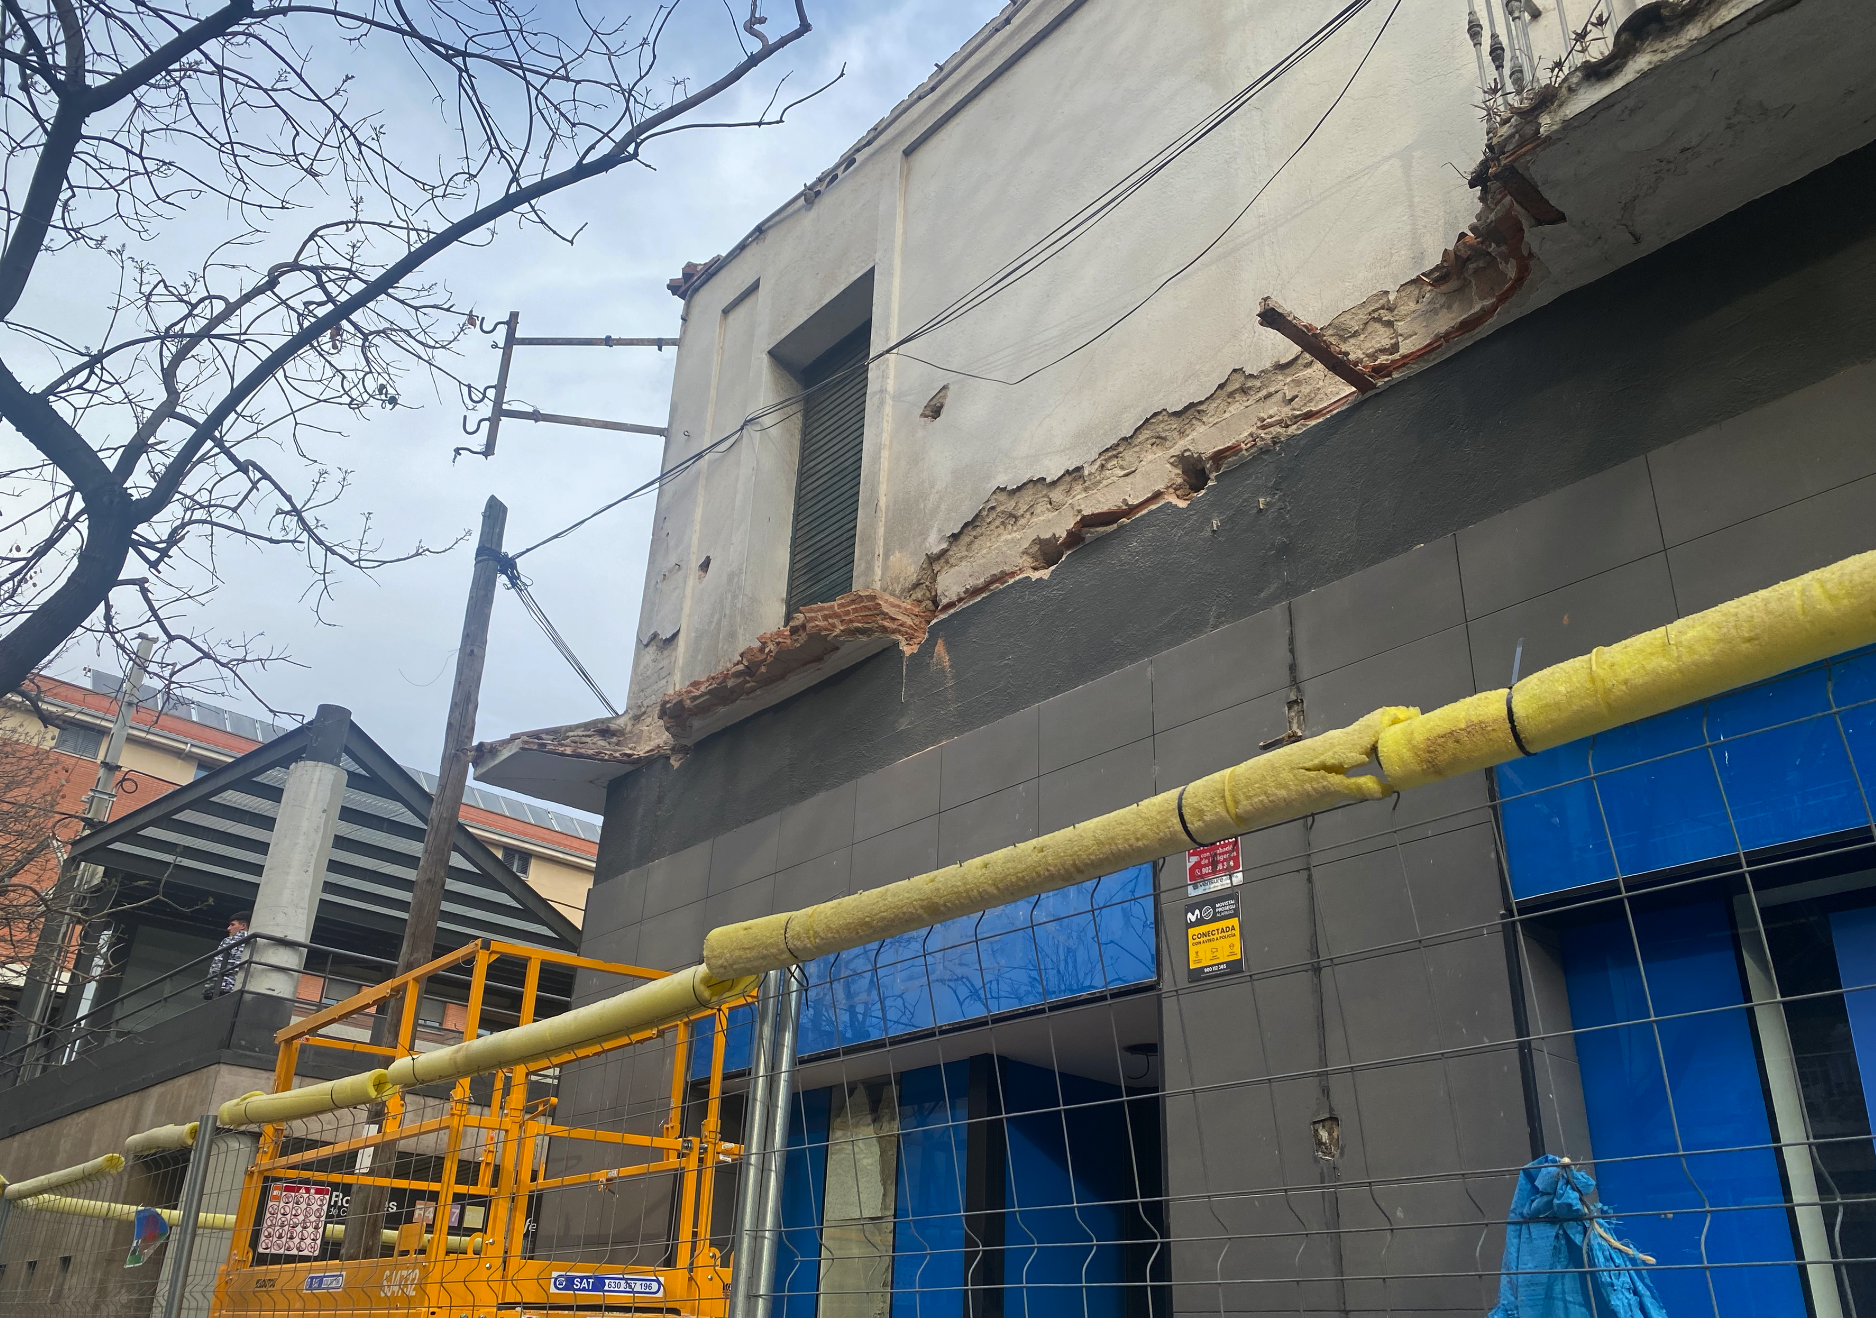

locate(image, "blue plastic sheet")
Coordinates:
1488 1156 1669 1318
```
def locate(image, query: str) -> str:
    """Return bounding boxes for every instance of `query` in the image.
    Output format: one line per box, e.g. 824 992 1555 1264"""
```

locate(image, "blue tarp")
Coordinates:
1488 1156 1670 1318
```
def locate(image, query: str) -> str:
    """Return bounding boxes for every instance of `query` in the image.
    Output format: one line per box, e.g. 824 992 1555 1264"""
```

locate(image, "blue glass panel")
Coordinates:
1830 906 1876 1129
891 1063 970 1318
774 1089 831 1318
1593 745 1734 875
926 916 989 1027
831 947 886 1050
1712 717 1865 849
1562 900 1803 1318
1708 665 1831 737
1836 651 1876 808
1000 1060 1127 1318
1032 882 1104 1002
1497 742 1618 899
689 1003 755 1081
1093 866 1156 988
1592 704 1706 768
877 930 935 1038
797 954 840 1056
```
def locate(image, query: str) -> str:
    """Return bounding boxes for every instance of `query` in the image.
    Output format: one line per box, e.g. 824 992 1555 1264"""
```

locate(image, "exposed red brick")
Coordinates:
658 589 932 737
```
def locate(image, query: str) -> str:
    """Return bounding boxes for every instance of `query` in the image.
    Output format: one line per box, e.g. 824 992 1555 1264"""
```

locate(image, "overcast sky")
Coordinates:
39 0 1006 805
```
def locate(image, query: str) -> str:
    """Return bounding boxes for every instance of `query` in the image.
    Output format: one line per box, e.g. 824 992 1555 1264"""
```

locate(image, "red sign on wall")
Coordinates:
1185 839 1241 886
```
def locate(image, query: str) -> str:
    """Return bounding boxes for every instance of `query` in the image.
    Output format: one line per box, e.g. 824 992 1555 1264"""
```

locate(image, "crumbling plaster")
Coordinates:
622 0 1485 718
483 0 1873 794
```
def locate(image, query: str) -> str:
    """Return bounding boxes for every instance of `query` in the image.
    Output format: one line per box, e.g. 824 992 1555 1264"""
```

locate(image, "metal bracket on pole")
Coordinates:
726 971 785 1318
161 1113 219 1318
456 312 673 460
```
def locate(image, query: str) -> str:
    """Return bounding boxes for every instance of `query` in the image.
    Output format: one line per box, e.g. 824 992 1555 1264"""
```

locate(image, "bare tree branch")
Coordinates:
0 0 821 701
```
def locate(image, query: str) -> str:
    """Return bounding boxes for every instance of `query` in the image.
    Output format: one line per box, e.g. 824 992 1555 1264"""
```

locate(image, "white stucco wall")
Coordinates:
626 0 1489 711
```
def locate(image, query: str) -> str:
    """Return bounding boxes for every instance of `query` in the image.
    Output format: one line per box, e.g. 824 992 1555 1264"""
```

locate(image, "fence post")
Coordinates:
751 967 805 1318
725 971 784 1318
160 1114 219 1318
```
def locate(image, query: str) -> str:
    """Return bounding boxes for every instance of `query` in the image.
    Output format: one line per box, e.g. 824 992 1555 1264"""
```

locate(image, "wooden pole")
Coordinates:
398 494 507 976
340 495 505 1260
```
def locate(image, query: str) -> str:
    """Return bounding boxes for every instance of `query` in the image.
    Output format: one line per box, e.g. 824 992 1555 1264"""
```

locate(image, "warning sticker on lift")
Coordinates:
257 1182 330 1257
550 1273 667 1297
1184 839 1243 896
1185 894 1243 983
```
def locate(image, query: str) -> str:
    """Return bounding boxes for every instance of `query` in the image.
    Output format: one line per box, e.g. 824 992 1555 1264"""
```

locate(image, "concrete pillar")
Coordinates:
245 705 350 1000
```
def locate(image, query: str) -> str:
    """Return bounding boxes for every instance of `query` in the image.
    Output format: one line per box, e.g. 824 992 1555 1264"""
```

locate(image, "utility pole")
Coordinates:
341 496 506 1259
14 636 156 1070
398 494 506 977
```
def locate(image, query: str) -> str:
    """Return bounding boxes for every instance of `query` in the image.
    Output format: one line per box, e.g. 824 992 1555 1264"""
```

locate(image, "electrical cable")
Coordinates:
508 0 1388 564
482 550 620 715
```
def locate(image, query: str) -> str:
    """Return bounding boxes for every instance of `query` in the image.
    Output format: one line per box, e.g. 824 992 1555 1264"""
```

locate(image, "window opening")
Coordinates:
785 324 871 616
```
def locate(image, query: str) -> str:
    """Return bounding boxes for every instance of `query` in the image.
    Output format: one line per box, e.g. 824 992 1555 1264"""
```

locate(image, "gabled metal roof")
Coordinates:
67 716 580 953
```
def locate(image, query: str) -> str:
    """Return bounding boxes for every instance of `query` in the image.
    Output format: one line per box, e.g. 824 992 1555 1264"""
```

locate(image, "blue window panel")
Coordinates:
1092 867 1156 988
1496 742 1618 899
831 947 887 1050
1710 666 1867 847
927 916 990 1028
689 1003 756 1081
797 954 841 1057
774 1088 832 1318
1830 906 1876 1129
1591 707 1737 874
1502 649 1876 901
1562 899 1803 1318
877 930 936 1039
1032 884 1104 1002
1835 649 1876 802
891 1063 971 1318
1000 1060 1128 1318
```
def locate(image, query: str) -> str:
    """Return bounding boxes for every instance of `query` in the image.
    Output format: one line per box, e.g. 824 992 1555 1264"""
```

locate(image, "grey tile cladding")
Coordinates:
1647 358 1876 546
1039 661 1152 774
853 744 939 842
938 705 1039 811
777 779 857 869
1666 474 1876 613
1456 456 1663 618
1464 554 1678 686
1291 537 1465 680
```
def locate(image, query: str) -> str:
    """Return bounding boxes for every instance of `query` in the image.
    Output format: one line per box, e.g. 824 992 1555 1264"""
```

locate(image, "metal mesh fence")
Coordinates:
3 651 1872 1317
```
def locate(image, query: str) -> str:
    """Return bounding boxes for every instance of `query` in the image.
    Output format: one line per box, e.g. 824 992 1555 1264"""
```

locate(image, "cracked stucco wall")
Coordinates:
619 0 1488 720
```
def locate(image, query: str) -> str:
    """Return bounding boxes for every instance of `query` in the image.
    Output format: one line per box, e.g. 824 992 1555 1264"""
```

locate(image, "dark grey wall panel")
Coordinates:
597 140 1876 883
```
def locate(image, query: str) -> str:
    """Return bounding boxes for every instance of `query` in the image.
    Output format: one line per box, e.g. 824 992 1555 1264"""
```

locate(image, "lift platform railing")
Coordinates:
210 940 755 1317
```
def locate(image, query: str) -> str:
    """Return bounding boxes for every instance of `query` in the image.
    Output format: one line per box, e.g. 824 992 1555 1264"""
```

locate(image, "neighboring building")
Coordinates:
0 671 598 958
472 2 1876 1315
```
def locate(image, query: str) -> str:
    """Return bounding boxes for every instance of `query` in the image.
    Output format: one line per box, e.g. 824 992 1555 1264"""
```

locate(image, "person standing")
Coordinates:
204 910 252 999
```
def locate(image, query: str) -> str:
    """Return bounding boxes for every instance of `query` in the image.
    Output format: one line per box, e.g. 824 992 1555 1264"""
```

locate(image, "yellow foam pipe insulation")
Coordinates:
124 1121 199 1156
218 1069 396 1128
16 1195 237 1230
2 1153 126 1201
703 548 1876 979
11 1196 470 1250
385 963 759 1090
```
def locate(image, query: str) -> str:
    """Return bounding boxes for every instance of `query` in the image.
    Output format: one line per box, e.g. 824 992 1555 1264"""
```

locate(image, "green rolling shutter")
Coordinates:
785 325 871 615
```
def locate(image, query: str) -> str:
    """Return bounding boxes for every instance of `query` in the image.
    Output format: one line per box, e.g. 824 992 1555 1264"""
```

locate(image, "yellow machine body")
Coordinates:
211 941 746 1318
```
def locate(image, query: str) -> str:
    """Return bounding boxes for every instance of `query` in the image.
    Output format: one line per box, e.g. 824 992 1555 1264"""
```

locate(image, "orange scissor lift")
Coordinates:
212 942 752 1317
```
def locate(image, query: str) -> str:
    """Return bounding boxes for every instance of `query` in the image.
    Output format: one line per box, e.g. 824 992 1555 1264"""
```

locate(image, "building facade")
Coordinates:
476 1 1876 1314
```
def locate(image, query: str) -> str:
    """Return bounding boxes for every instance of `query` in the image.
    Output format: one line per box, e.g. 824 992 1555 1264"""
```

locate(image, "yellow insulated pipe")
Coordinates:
12 1197 472 1251
386 963 758 1089
703 548 1876 978
218 1069 395 1128
16 1195 237 1230
2 1154 126 1201
124 1122 198 1156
